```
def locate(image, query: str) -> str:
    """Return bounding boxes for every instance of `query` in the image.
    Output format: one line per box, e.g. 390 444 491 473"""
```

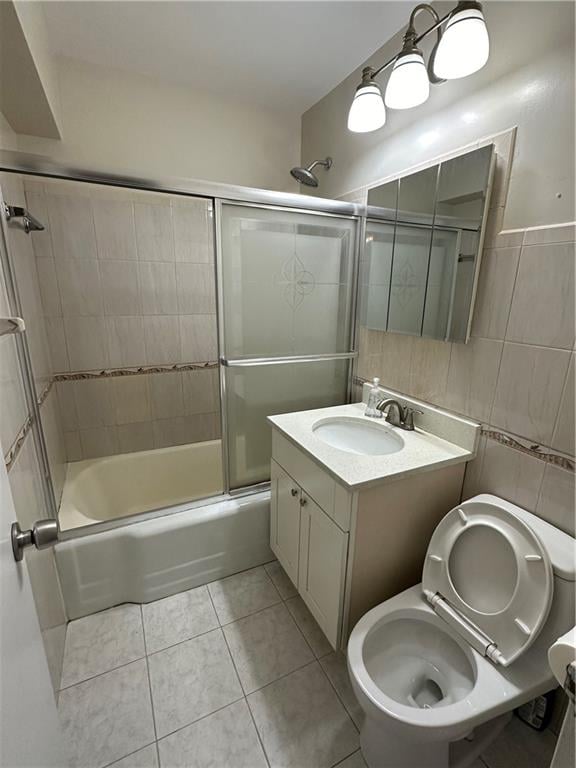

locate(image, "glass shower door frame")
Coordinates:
214 199 361 494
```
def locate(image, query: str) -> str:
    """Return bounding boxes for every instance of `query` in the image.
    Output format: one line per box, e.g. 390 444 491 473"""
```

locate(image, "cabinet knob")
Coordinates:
299 497 307 507
291 488 298 497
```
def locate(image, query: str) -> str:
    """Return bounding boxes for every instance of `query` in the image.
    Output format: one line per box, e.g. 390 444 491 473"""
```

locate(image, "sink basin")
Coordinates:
312 417 404 456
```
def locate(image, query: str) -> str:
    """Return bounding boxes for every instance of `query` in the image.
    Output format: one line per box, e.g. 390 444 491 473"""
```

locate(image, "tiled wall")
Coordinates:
0 175 67 694
354 131 575 537
22 176 221 461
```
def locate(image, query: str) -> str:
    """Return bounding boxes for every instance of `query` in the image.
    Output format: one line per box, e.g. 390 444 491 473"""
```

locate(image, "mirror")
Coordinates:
363 144 494 343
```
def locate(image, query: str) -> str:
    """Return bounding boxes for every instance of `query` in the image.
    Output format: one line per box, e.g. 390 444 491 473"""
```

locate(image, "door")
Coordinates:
298 493 348 648
0 454 67 767
270 460 300 586
217 202 358 491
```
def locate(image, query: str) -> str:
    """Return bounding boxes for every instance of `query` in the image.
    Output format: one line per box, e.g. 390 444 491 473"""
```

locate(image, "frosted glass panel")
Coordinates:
220 205 356 357
224 359 349 489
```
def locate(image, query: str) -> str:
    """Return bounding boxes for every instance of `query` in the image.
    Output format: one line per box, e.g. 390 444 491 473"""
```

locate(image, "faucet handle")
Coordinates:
403 407 423 430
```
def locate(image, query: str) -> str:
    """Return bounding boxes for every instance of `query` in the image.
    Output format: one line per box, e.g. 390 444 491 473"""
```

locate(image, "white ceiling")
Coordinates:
41 1 410 114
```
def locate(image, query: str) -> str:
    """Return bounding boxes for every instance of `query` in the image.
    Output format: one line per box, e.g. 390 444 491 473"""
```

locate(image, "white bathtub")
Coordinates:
55 491 273 619
59 440 223 530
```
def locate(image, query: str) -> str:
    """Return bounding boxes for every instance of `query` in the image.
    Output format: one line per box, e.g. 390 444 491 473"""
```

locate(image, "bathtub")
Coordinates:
55 490 273 619
59 440 224 530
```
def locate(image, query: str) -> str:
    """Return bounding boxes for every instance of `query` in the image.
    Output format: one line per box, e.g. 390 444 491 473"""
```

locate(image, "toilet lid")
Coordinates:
422 499 553 666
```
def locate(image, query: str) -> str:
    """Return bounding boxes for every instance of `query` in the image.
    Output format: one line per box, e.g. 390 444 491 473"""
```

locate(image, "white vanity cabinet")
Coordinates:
270 425 470 652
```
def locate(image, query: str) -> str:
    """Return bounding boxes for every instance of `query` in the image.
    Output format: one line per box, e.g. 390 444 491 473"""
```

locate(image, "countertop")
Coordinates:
267 402 478 490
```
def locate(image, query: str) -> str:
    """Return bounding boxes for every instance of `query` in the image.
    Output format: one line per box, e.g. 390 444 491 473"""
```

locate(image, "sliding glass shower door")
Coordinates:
217 202 358 490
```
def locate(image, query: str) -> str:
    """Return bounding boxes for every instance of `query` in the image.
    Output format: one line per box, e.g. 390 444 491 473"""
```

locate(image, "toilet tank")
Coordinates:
472 494 575 649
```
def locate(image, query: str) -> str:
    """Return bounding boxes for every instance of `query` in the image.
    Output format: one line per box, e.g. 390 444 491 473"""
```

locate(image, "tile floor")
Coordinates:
56 562 559 768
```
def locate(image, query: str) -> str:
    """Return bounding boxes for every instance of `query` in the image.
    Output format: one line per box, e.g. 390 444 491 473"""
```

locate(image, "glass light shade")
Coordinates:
347 83 386 133
385 52 430 110
433 7 489 79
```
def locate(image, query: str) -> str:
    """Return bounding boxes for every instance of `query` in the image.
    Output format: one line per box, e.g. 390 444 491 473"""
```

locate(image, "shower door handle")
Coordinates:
11 518 59 562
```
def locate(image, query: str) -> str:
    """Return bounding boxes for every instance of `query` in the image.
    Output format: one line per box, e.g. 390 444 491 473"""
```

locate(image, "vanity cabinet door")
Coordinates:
298 493 349 649
270 460 301 587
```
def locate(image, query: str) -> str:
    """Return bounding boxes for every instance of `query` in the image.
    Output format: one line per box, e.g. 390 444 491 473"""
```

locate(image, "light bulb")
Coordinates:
347 82 386 133
385 51 430 110
433 4 489 80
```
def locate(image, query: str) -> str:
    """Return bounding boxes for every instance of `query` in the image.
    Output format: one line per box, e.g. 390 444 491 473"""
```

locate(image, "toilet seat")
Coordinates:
422 498 553 666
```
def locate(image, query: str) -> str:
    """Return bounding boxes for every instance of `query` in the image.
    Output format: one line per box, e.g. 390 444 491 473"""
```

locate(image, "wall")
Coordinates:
301 2 575 537
19 175 220 462
3 56 301 192
0 172 67 694
301 2 575 230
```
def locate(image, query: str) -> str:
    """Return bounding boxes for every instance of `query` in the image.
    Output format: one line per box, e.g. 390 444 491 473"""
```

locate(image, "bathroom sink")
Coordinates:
312 417 404 456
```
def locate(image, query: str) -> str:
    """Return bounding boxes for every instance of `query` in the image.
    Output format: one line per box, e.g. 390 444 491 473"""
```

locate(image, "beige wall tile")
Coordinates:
139 262 177 315
445 339 503 422
149 372 184 420
79 426 119 459
408 337 451 403
57 259 103 316
461 436 486 500
182 369 220 415
471 247 520 340
93 199 137 260
176 263 216 314
106 317 146 368
379 332 414 394
491 343 571 445
64 431 82 462
478 439 546 512
45 317 69 372
172 199 213 263
64 316 109 371
110 376 151 425
142 316 181 365
0 335 28 452
536 464 575 535
117 421 155 454
152 412 220 449
134 202 174 262
26 191 54 260
506 242 575 349
523 224 576 246
72 379 115 429
552 354 575 456
100 260 141 316
36 258 62 317
47 194 97 260
57 382 79 432
179 315 218 363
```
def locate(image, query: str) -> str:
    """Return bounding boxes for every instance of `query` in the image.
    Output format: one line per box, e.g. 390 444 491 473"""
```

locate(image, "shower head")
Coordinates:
290 157 332 187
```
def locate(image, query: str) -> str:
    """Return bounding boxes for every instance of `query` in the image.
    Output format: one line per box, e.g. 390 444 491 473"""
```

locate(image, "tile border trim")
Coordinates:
353 375 575 471
4 362 218 470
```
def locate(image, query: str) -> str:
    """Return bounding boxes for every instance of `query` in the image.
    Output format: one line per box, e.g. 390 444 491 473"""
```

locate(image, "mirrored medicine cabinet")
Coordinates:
360 144 495 343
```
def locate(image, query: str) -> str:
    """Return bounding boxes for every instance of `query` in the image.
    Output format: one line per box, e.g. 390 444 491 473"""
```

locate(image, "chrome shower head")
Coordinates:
290 157 332 187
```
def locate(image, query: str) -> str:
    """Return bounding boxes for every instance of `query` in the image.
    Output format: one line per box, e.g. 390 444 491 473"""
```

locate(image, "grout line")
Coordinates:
59 653 148 692
317 653 362 735
101 740 157 768
154 693 246 743
140 605 159 744
331 748 364 767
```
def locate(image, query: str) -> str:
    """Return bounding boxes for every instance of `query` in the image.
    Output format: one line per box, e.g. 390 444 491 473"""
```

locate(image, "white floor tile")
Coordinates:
208 566 281 624
320 652 364 729
58 659 155 768
142 586 218 654
147 628 242 738
247 662 359 768
264 560 298 599
334 751 367 768
481 716 557 768
223 602 314 693
286 595 333 658
61 604 145 688
107 744 159 768
157 699 267 768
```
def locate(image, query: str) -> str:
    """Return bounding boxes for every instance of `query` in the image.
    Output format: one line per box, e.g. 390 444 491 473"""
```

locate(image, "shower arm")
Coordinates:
306 158 333 172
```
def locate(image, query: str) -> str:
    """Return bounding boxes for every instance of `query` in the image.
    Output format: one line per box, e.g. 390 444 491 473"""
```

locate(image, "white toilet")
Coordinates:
347 494 575 768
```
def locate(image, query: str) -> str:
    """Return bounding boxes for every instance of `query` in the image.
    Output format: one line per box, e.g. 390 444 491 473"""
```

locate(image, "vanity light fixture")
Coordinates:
347 1 489 133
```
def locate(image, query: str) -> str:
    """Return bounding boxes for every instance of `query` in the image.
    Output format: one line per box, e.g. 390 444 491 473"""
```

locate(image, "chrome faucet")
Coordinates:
376 399 422 431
